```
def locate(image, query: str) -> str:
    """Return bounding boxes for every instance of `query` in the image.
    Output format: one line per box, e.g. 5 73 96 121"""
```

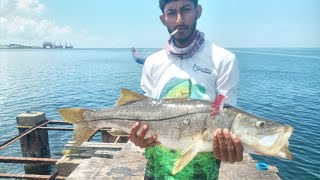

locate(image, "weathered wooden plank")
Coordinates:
65 141 125 150
63 142 125 159
57 142 127 176
66 150 118 159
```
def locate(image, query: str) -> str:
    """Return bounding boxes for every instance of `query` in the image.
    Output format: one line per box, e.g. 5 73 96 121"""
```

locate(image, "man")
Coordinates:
130 0 243 179
131 47 146 64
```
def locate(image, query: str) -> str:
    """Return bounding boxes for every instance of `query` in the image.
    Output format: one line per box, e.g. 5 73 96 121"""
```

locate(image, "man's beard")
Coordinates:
168 21 197 43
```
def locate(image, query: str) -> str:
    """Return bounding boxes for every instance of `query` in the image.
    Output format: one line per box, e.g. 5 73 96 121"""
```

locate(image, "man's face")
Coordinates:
160 0 201 43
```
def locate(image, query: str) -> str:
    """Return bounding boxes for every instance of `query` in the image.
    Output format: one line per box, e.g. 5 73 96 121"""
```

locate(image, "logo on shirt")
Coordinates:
160 78 206 99
192 64 212 74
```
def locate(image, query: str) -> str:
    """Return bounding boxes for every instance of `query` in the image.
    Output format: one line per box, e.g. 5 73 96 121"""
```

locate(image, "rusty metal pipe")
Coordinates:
0 156 59 165
0 120 50 150
0 173 66 180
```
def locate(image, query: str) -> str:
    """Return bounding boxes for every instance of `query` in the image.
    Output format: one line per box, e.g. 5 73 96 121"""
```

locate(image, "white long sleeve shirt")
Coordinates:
141 40 239 106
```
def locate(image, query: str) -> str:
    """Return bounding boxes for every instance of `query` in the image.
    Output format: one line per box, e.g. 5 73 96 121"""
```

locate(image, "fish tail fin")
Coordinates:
59 108 96 146
59 108 87 123
172 139 202 175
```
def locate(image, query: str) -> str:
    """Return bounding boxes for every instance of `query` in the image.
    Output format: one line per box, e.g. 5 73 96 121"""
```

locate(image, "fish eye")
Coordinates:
256 121 265 128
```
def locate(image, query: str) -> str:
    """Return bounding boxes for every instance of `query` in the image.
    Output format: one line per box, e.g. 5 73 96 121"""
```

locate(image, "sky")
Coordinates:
0 0 319 48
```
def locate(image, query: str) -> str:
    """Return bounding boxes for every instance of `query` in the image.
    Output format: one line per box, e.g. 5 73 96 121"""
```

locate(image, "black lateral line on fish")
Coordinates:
88 111 209 122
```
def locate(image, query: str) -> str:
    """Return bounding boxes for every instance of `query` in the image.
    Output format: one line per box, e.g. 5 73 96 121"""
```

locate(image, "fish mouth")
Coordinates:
244 126 294 159
230 112 294 159
268 126 294 159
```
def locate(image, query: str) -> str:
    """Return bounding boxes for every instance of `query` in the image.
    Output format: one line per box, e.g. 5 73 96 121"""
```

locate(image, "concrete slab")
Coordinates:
64 142 281 179
67 152 145 180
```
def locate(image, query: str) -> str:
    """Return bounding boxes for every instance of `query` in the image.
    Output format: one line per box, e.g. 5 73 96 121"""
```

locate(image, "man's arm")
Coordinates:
212 54 243 163
140 58 154 97
216 53 239 106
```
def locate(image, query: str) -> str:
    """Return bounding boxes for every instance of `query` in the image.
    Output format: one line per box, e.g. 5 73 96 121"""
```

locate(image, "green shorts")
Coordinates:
145 145 219 180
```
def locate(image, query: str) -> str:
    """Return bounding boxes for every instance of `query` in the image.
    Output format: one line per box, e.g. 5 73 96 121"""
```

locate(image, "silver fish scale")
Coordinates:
64 95 294 159
84 98 238 140
89 98 212 122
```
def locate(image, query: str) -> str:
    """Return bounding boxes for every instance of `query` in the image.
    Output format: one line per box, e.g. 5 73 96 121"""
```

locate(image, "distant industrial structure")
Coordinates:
54 42 63 48
42 42 73 49
42 42 53 48
65 43 73 49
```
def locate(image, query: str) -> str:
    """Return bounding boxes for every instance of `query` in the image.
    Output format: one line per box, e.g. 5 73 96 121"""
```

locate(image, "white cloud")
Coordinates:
15 0 44 16
0 0 77 46
1 0 43 18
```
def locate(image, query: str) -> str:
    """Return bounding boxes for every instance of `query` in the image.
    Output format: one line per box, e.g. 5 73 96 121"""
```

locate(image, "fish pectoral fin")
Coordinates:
116 89 148 106
108 128 129 136
172 139 203 175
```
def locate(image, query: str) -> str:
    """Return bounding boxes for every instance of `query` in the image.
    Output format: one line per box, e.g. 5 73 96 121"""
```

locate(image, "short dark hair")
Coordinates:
159 0 198 13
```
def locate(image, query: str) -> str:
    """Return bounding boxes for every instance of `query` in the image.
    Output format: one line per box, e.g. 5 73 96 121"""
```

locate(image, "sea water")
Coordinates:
0 48 319 179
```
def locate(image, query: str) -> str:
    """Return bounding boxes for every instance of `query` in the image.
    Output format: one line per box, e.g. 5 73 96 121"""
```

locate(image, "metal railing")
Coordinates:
0 120 72 179
0 118 125 179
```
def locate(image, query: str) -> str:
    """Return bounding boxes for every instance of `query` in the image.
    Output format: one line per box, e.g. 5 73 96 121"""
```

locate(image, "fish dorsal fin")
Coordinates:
115 88 147 106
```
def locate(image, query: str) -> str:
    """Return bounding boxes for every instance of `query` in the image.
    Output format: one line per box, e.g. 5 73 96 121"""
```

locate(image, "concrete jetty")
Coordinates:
58 141 280 179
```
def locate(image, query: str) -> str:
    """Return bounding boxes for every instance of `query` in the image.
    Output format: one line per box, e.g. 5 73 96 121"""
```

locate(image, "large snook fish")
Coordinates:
59 89 293 174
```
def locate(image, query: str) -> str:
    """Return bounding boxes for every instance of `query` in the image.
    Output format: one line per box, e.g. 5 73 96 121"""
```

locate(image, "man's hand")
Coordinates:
212 128 243 163
129 122 160 148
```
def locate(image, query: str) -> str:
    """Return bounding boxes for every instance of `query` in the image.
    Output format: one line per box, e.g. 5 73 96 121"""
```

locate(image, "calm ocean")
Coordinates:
0 48 319 179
